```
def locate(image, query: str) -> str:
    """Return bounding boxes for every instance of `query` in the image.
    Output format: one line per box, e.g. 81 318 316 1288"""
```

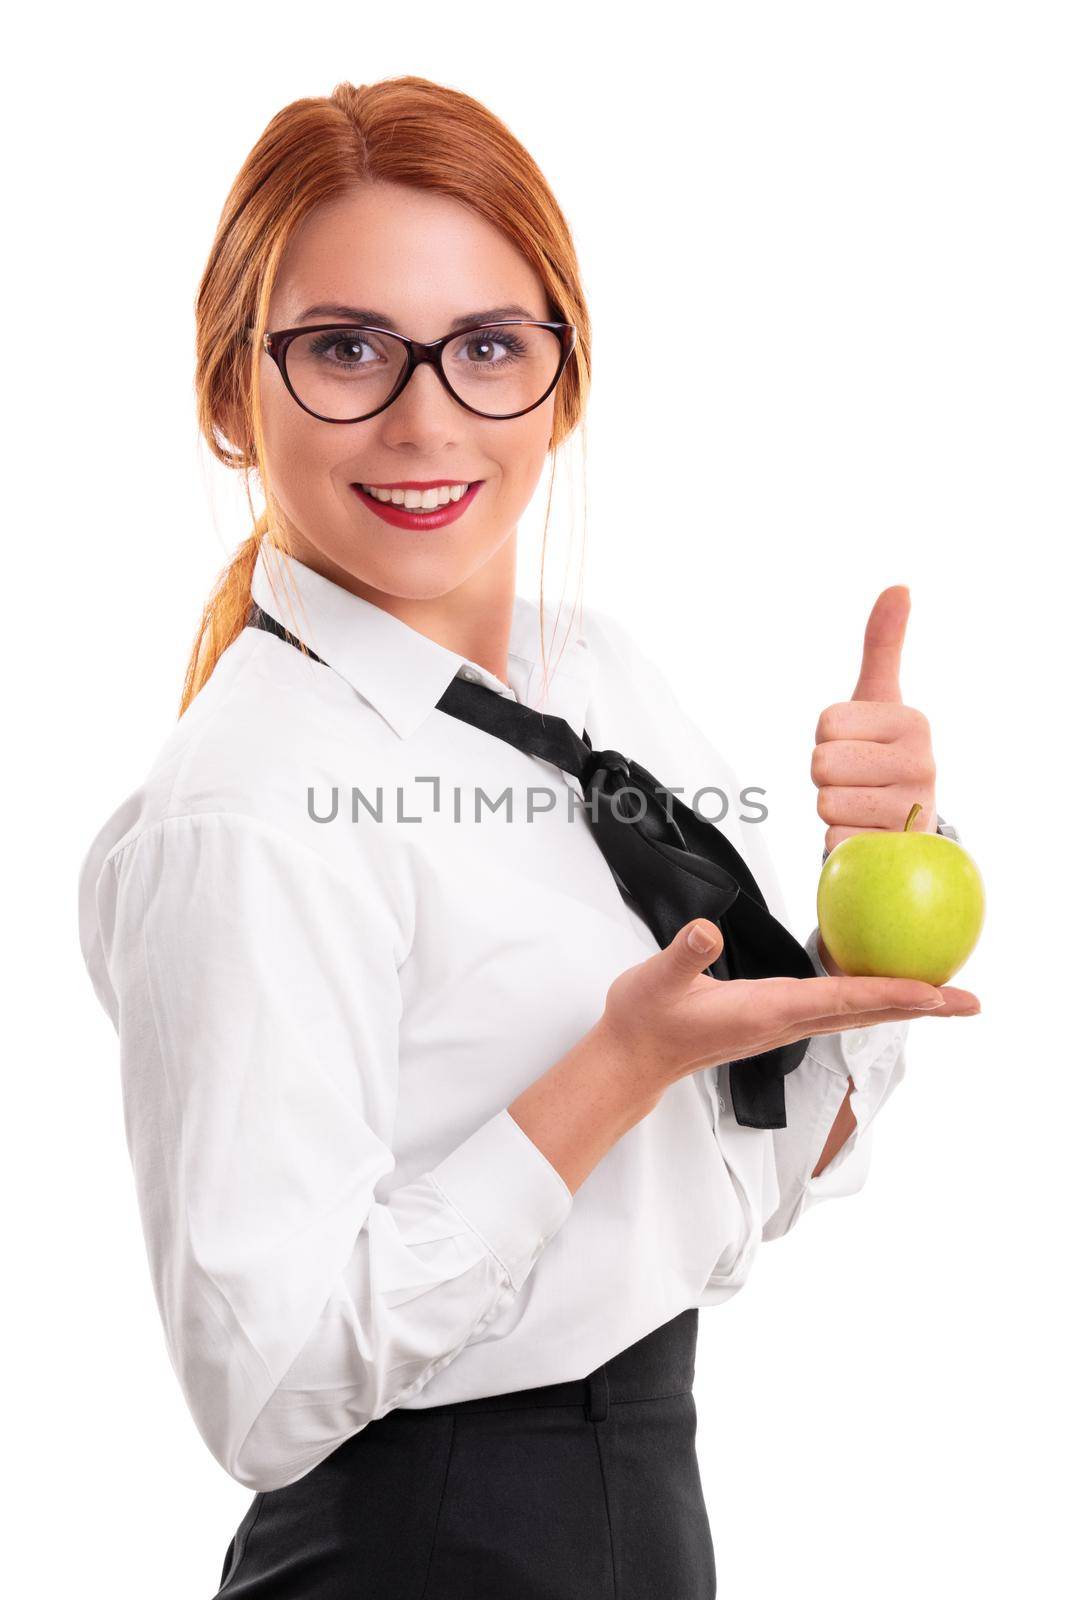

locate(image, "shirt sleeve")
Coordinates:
693 748 910 1241
760 924 908 1240
86 812 574 1492
590 619 909 1240
726 828 910 1240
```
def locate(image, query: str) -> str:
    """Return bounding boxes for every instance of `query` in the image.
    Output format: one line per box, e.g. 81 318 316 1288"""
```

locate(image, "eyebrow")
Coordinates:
292 302 540 333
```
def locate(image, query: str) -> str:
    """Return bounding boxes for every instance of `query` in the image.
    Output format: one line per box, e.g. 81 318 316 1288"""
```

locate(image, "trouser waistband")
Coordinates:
396 1307 698 1424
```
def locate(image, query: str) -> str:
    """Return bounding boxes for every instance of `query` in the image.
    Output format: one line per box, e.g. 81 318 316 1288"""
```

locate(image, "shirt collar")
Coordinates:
249 542 594 741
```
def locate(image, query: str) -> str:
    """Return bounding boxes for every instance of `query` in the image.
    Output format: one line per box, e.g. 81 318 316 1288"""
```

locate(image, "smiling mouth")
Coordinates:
357 481 479 511
350 480 485 528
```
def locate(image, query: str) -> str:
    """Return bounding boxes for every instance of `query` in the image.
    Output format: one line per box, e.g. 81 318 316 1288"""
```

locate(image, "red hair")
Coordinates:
180 75 592 717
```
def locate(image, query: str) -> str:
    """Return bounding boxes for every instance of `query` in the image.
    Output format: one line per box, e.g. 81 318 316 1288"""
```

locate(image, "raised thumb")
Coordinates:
670 918 724 975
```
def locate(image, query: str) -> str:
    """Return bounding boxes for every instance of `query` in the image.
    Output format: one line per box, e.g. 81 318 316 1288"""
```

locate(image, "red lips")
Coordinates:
351 480 484 530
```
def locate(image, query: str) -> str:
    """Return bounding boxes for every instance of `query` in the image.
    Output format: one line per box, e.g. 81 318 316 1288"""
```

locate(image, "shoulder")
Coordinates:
577 600 648 674
77 627 407 942
579 601 736 776
81 627 392 863
580 601 694 719
76 637 410 1016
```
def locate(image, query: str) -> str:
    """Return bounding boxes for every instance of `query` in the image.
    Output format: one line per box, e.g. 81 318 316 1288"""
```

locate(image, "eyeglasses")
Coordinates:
250 318 578 424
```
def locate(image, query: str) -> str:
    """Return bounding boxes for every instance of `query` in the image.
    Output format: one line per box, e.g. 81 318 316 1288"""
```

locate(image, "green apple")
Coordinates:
817 802 985 985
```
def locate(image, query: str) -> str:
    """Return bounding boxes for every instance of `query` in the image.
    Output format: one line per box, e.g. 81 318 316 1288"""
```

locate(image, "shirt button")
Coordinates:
848 1031 869 1053
460 666 479 681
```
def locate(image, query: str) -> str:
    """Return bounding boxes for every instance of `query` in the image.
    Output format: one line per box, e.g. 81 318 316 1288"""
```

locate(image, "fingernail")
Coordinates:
687 925 714 954
959 1003 981 1015
915 997 947 1008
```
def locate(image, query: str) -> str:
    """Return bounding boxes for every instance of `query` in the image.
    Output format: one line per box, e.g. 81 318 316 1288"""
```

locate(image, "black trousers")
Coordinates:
214 1306 715 1598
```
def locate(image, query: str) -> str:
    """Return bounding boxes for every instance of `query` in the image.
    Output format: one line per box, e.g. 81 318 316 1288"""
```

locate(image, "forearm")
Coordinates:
812 1075 858 1175
508 1016 664 1196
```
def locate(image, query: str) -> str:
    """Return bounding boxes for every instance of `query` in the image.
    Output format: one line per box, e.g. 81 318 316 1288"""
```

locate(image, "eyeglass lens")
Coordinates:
283 323 563 420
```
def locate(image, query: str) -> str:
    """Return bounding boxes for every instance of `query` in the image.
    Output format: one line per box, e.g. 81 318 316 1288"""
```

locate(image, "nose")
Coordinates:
378 360 464 452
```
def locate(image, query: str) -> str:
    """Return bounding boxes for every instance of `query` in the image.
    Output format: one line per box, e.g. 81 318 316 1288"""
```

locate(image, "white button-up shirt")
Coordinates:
77 543 909 1492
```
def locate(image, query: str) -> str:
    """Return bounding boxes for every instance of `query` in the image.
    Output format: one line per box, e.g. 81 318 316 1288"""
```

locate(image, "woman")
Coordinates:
77 76 979 1599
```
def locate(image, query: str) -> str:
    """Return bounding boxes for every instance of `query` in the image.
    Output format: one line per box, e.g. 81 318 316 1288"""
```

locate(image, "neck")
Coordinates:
273 526 520 684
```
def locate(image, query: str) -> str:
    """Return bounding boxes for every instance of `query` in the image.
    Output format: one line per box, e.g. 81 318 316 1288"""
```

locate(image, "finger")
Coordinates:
687 978 979 1075
811 739 932 787
817 787 924 830
755 982 980 1053
695 988 945 1073
764 972 948 1029
918 984 980 1010
851 585 909 704
823 819 932 850
749 1003 974 1059
802 978 980 1019
800 986 980 1034
815 701 921 744
693 976 945 1060
657 918 725 986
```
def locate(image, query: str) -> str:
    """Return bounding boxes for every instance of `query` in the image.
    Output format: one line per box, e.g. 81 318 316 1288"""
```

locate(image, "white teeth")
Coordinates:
360 482 470 509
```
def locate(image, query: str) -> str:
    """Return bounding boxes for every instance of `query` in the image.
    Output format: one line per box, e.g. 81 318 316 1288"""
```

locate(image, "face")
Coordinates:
256 182 559 608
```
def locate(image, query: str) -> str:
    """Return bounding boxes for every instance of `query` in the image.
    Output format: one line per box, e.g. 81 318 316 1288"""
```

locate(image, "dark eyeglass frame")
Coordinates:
249 318 578 424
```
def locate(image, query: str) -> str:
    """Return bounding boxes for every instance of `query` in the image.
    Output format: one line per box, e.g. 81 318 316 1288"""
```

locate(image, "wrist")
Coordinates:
590 1012 669 1117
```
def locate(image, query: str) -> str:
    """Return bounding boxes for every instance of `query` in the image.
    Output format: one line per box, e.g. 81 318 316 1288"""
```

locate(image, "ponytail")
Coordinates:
178 521 266 719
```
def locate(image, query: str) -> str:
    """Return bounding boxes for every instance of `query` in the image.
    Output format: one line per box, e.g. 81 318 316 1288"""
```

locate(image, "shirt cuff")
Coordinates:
427 1108 574 1293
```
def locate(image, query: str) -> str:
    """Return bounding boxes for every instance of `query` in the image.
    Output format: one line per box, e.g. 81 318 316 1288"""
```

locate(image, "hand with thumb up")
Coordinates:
599 915 980 1102
812 584 938 857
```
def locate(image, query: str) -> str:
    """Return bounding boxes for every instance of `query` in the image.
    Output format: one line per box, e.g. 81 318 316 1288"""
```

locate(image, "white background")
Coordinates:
7 3 1063 1595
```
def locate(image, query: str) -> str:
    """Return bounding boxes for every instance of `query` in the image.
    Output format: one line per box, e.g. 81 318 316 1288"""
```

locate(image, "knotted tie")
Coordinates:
245 601 819 1129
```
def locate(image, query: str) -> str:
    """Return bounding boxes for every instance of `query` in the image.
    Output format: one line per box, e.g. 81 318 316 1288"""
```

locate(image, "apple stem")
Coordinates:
904 802 923 833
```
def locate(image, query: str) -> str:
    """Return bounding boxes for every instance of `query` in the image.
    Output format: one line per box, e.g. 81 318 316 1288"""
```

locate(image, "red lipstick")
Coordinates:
351 480 484 530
